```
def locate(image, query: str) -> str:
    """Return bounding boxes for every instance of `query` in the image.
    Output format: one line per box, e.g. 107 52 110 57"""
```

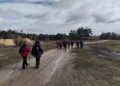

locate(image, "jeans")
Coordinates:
22 56 28 69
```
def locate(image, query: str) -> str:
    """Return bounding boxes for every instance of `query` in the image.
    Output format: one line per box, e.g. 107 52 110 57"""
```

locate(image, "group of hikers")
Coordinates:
19 40 43 69
56 40 84 51
19 39 84 70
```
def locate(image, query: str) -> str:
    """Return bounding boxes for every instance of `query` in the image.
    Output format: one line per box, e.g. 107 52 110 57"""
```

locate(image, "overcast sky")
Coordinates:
0 0 120 35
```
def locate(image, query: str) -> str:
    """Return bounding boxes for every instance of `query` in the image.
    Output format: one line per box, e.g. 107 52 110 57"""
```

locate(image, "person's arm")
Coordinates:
31 46 35 56
39 46 43 54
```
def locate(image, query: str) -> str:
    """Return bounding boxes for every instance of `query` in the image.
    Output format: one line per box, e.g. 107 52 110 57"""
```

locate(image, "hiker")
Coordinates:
19 41 31 69
80 39 84 49
67 41 70 48
63 40 67 51
32 40 43 69
58 41 63 49
56 41 59 49
76 40 80 48
70 40 74 48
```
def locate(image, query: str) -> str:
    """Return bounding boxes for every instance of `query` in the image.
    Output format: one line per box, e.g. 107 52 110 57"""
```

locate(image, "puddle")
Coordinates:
100 49 120 59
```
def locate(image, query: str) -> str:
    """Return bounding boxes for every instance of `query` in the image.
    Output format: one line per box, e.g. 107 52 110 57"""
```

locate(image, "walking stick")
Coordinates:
13 57 21 72
28 55 32 67
29 56 31 66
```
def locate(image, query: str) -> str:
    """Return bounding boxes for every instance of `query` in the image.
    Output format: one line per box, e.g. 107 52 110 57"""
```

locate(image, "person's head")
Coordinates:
35 40 40 45
24 41 28 45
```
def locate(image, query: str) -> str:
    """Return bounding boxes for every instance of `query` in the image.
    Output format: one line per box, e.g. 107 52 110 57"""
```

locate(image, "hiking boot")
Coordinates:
36 66 39 69
22 67 25 70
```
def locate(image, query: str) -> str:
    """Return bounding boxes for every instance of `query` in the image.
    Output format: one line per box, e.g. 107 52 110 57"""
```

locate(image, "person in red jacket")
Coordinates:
19 41 31 69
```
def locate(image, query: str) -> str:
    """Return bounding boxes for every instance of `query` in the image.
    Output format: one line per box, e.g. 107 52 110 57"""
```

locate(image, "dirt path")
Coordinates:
1 49 72 86
0 40 109 86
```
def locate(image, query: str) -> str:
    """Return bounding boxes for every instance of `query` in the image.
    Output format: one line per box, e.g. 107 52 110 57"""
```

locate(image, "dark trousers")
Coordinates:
22 56 28 69
36 56 40 68
80 43 83 49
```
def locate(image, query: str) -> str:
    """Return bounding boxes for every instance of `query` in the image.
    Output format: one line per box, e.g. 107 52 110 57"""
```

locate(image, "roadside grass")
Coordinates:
0 47 20 69
95 40 120 52
71 45 120 85
42 45 56 51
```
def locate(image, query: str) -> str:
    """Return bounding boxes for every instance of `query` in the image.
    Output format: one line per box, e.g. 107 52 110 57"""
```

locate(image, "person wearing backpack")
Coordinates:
32 40 43 69
19 41 31 69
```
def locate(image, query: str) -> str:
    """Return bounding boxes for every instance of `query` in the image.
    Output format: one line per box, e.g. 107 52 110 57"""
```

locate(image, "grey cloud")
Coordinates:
0 0 120 34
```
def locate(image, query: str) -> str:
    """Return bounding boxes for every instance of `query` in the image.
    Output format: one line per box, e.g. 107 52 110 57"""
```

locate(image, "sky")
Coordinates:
0 0 120 35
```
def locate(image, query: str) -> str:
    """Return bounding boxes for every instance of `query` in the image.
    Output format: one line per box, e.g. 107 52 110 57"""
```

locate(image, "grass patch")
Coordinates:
94 40 120 52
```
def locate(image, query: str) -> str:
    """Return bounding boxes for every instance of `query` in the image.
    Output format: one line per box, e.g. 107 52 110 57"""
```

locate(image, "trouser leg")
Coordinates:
22 56 28 69
80 43 83 49
36 57 40 68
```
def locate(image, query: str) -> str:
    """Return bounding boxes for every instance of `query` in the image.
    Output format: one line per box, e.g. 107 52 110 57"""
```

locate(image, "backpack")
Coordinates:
19 45 25 53
32 45 43 57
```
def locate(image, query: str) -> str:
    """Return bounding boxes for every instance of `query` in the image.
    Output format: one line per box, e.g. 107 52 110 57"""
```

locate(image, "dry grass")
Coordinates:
0 47 19 68
0 39 15 46
71 44 120 86
94 40 120 52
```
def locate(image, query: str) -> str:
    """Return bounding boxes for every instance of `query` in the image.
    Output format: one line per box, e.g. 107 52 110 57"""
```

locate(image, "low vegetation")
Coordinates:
71 43 120 85
93 40 120 52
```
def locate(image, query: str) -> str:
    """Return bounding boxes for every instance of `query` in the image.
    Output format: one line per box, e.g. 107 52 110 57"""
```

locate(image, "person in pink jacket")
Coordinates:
19 41 31 69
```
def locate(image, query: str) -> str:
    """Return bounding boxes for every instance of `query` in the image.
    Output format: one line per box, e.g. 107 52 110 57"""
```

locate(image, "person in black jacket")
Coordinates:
80 39 84 49
32 40 43 69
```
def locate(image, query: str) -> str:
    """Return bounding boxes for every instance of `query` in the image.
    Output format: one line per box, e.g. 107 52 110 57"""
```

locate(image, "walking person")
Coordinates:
76 40 80 48
58 41 63 49
19 41 31 69
32 40 43 69
80 39 84 49
67 41 70 48
70 40 74 48
63 40 67 52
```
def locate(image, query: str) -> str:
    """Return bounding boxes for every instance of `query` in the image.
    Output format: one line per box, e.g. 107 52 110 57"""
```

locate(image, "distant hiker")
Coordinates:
67 41 70 48
63 40 67 51
32 40 43 69
58 41 63 49
80 39 84 49
56 41 59 49
76 41 80 48
70 41 74 48
19 41 31 69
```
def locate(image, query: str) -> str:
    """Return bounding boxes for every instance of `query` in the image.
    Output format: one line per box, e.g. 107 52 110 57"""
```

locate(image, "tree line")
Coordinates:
0 28 119 40
100 32 120 40
0 27 92 40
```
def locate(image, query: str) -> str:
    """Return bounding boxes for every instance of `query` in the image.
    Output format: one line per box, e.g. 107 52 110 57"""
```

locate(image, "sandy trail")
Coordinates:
0 40 109 86
1 49 70 86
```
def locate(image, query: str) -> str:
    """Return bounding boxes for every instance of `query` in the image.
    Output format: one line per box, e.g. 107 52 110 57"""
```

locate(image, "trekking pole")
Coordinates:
13 57 21 72
28 55 31 67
